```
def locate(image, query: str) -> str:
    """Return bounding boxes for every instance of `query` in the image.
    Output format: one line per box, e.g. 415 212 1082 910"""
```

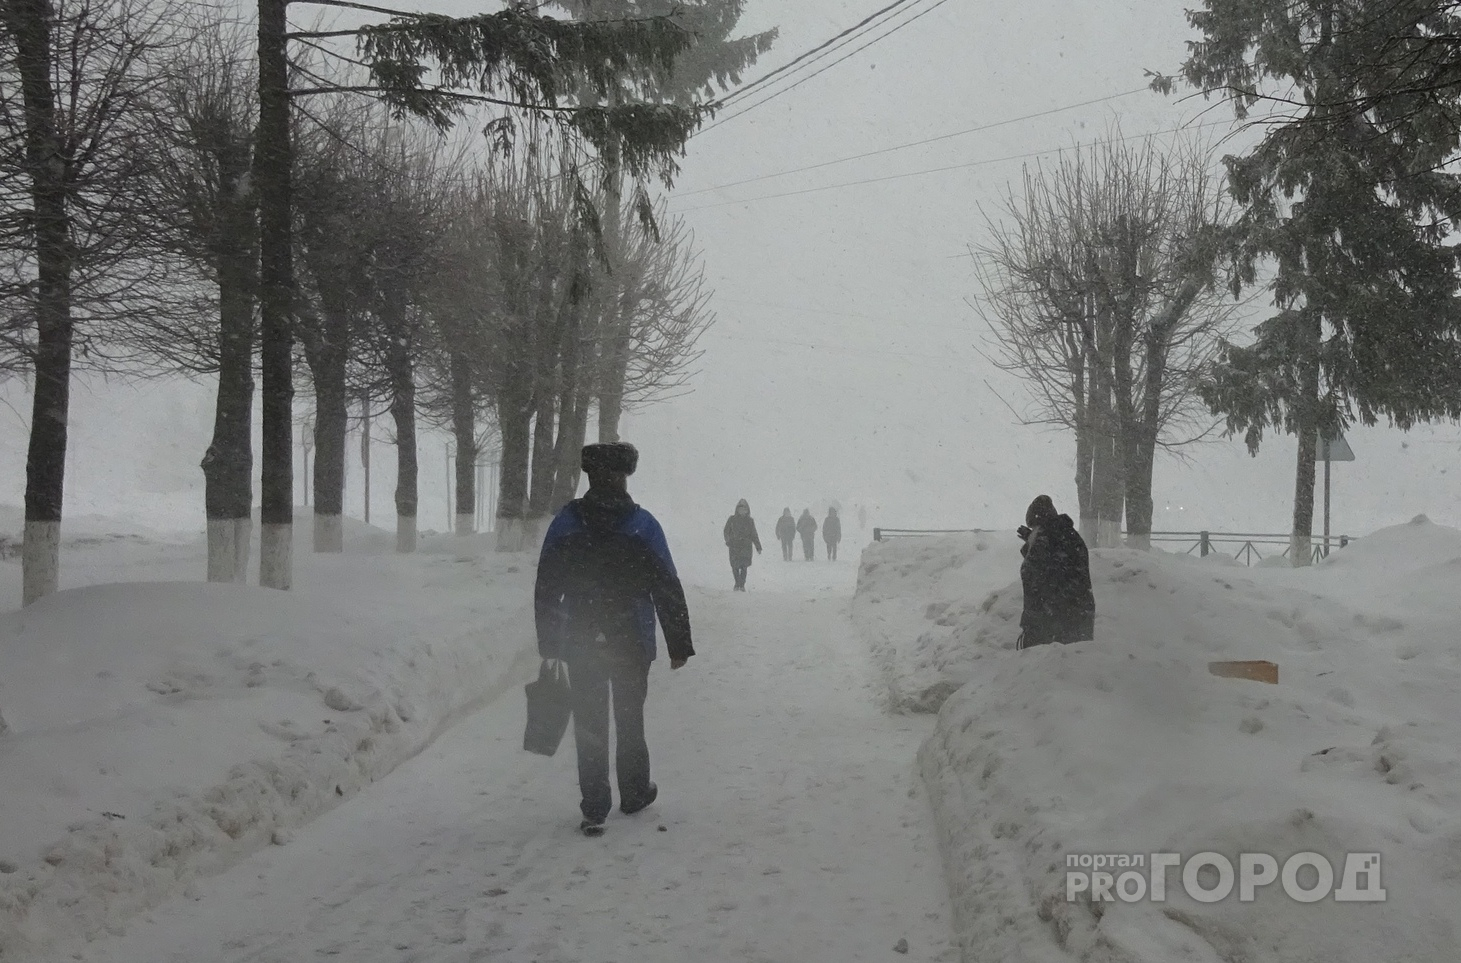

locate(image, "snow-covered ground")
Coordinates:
858 521 1461 962
4 543 954 963
0 515 538 958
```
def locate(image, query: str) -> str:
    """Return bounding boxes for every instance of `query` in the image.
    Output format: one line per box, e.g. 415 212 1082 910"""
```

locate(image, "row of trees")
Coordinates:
976 134 1240 551
1 0 774 602
981 0 1461 563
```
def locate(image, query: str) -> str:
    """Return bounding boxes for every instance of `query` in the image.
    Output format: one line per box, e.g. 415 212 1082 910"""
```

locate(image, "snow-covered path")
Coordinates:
62 564 956 963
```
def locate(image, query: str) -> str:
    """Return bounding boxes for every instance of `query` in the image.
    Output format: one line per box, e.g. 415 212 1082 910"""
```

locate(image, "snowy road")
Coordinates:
64 562 956 963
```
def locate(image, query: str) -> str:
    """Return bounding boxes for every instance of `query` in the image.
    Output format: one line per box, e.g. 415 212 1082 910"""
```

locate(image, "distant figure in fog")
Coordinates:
858 505 868 531
723 499 762 591
775 508 796 561
1016 494 1095 648
823 507 842 561
796 508 818 561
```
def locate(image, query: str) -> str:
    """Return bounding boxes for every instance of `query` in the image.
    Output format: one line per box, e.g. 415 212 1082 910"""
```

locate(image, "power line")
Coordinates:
679 87 1149 198
670 118 1236 213
707 0 924 112
697 0 952 137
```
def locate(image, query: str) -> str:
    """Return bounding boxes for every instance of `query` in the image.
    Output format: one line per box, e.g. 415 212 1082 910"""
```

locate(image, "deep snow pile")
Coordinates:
853 531 1025 711
861 519 1461 963
0 521 536 958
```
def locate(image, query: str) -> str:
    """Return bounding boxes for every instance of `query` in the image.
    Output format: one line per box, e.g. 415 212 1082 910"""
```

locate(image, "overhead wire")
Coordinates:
695 0 952 138
706 0 925 112
679 87 1150 198
670 118 1237 213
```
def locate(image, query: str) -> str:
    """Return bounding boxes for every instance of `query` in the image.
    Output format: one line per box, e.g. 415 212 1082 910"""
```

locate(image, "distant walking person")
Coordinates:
723 499 762 591
535 442 694 836
823 506 842 561
1016 494 1095 648
775 508 796 561
796 508 818 561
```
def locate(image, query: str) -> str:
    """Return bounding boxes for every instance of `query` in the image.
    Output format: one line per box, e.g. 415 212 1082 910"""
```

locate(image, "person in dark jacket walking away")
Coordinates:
1016 494 1095 648
775 508 796 560
796 508 818 560
535 442 694 836
823 506 842 561
723 499 762 591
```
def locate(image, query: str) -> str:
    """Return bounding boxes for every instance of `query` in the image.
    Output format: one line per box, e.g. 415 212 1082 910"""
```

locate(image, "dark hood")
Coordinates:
578 485 637 532
736 499 750 514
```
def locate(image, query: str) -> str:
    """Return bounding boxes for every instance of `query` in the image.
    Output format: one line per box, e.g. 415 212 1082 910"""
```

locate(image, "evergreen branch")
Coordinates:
289 84 583 111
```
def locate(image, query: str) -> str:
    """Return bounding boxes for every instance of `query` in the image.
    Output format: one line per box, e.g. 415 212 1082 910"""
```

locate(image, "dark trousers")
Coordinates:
826 540 838 561
780 539 794 560
801 534 815 560
566 638 652 821
731 563 748 588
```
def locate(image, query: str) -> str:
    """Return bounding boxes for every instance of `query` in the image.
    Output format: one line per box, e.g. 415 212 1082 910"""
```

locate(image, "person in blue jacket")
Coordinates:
534 441 694 836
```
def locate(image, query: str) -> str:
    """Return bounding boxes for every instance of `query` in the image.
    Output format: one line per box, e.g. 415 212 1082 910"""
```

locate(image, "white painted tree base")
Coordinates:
1096 519 1122 549
396 515 417 554
260 523 292 590
314 513 343 553
207 519 247 583
234 518 252 581
22 520 60 606
1125 531 1152 552
1291 534 1313 567
454 513 474 537
494 518 530 553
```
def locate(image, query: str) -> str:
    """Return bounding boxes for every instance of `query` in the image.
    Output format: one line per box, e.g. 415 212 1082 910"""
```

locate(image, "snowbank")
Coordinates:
896 517 1461 962
0 527 537 958
853 532 1025 712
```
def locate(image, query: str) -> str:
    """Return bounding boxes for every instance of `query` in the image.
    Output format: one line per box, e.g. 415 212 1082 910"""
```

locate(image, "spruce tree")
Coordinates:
1175 0 1461 563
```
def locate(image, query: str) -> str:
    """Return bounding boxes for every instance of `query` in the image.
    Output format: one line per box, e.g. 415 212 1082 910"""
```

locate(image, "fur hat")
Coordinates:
581 441 638 476
1026 494 1057 528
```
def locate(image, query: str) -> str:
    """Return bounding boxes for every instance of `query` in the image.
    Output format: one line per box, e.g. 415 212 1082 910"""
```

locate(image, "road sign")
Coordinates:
1316 432 1355 462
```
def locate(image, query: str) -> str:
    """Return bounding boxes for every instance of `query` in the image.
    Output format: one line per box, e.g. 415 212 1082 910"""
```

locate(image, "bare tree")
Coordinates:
974 133 1239 549
294 96 381 554
0 0 186 603
141 17 259 582
611 201 713 411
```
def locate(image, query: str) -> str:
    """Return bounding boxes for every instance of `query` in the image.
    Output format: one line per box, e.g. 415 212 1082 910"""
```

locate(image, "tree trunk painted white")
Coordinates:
1290 531 1313 568
495 517 527 552
260 522 292 590
207 519 240 583
1125 530 1151 552
22 520 60 606
455 513 474 537
396 513 417 554
232 517 252 582
314 512 343 553
1096 518 1122 549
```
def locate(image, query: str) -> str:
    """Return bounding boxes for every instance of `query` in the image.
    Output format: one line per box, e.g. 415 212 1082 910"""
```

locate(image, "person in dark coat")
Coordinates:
723 499 762 591
775 508 796 561
1017 494 1095 648
796 508 818 560
823 507 842 561
535 442 694 836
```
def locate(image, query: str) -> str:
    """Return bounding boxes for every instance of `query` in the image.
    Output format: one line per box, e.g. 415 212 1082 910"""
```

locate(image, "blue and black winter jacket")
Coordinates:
534 486 694 663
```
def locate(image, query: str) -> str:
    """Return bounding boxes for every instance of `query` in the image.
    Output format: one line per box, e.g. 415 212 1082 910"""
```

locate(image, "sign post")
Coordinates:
1316 432 1355 558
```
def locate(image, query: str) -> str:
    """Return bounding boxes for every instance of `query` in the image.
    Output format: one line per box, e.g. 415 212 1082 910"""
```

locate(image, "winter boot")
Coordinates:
581 816 606 837
621 781 658 815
